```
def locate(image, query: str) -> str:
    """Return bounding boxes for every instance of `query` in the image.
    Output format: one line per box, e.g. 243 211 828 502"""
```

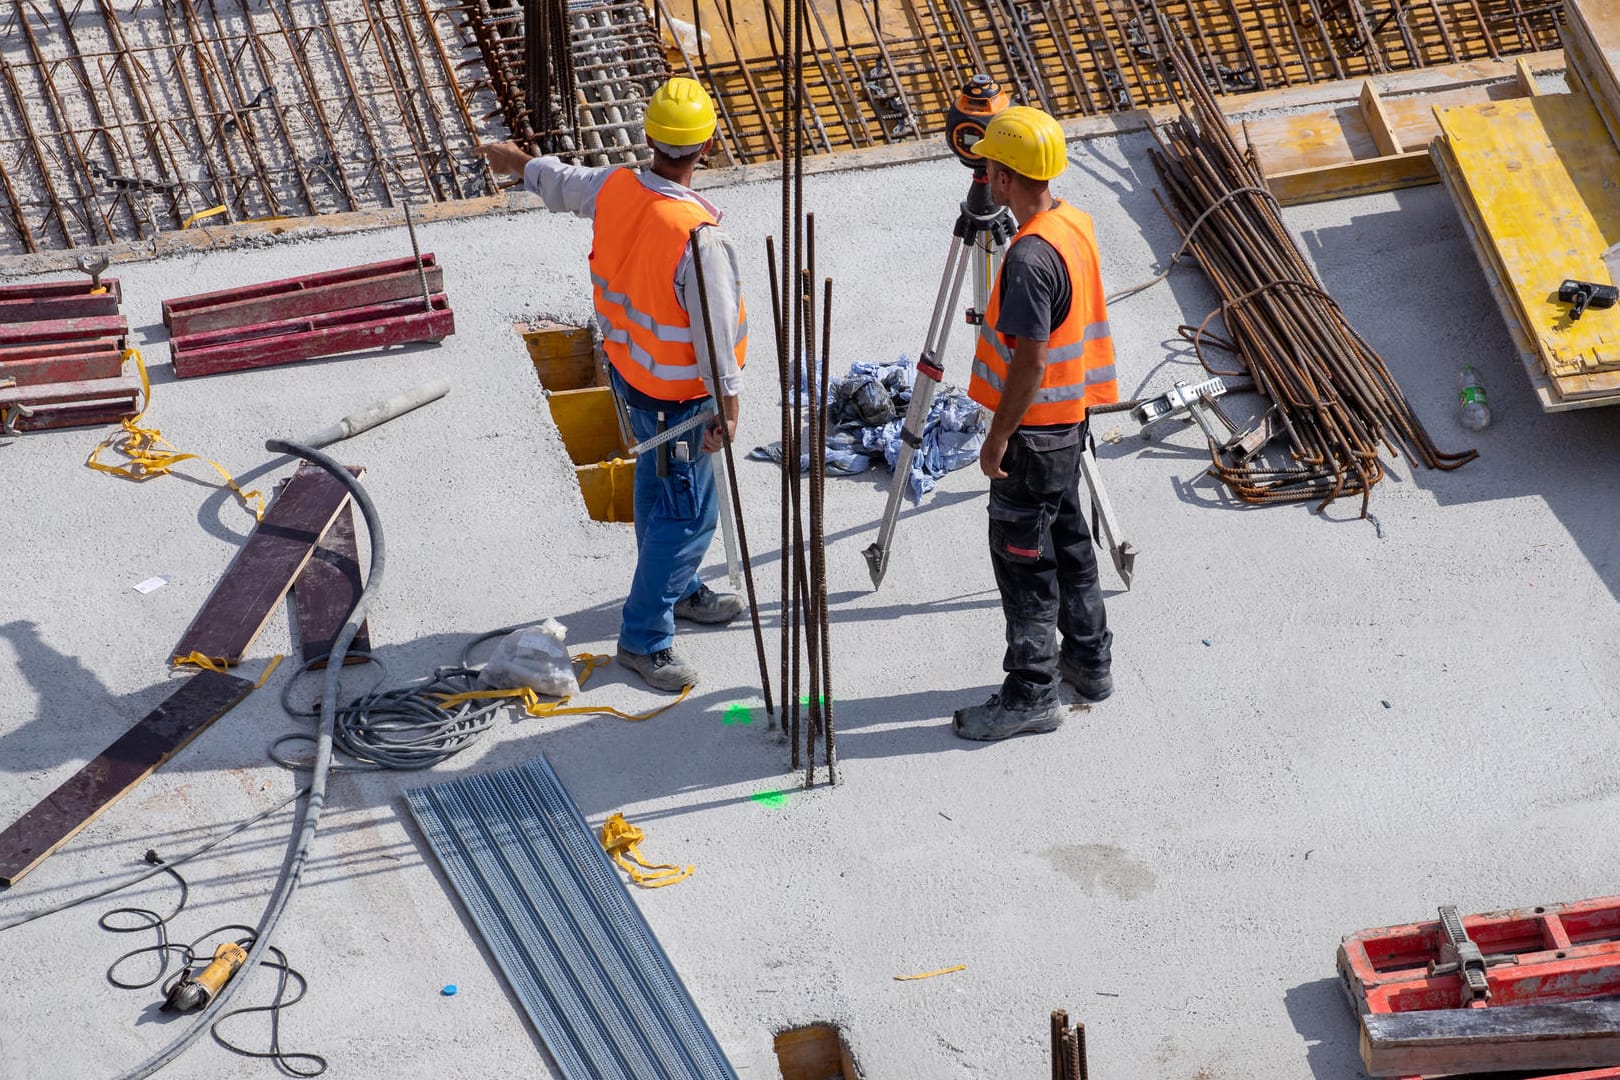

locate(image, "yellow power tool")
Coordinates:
163 942 248 1012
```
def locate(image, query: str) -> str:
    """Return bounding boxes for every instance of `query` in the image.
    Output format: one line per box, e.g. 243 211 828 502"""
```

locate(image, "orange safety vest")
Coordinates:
969 200 1118 426
589 169 747 402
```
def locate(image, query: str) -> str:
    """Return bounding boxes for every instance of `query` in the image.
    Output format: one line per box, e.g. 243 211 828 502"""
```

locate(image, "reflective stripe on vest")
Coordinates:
968 201 1118 425
589 169 746 401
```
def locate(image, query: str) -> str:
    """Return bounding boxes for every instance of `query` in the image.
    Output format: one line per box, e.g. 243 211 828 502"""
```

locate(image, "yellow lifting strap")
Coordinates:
85 349 265 520
431 652 692 722
599 812 693 889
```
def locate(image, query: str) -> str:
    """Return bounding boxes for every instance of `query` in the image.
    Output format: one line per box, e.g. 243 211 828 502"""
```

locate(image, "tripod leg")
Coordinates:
862 234 972 588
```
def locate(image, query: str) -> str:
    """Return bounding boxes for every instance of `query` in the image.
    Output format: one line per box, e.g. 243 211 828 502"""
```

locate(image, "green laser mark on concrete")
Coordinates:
723 703 754 726
751 790 789 808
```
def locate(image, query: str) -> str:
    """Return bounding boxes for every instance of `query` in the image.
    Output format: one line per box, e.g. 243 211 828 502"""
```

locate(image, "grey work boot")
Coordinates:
616 646 699 692
1059 655 1114 702
673 583 746 626
952 693 1065 742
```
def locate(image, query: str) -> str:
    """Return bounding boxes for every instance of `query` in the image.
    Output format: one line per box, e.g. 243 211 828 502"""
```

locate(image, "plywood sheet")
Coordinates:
0 670 255 886
1437 95 1620 380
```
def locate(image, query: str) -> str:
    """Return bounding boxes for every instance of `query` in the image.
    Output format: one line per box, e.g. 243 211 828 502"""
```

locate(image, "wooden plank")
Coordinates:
1431 138 1620 408
167 266 446 338
1436 95 1620 380
8 398 139 431
0 277 122 303
172 463 362 666
0 292 121 323
548 386 628 466
0 370 139 408
0 347 124 387
1361 1000 1620 1077
522 321 599 391
0 313 127 346
1359 80 1404 156
293 499 371 668
1515 55 1542 98
170 301 455 378
160 255 441 323
0 670 255 886
1267 150 1438 206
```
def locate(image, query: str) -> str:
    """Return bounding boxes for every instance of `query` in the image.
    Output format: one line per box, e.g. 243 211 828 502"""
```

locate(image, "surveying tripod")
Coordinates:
861 76 1137 590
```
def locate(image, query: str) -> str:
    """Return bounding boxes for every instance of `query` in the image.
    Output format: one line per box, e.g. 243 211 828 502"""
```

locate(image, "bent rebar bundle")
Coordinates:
1146 35 1477 514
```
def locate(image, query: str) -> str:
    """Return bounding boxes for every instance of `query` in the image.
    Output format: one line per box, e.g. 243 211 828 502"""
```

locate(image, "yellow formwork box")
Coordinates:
523 322 636 522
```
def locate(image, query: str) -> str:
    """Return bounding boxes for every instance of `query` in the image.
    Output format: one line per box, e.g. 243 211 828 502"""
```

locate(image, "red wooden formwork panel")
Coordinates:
169 295 454 378
0 290 122 323
166 266 446 338
161 255 439 326
1339 897 1620 1080
0 278 122 303
0 314 128 346
0 347 125 387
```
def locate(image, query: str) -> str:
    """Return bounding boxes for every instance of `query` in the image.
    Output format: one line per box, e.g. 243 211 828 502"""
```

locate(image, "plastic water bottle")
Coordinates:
1458 365 1491 431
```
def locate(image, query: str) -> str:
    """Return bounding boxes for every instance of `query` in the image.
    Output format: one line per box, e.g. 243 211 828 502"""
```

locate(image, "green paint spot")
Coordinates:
751 790 789 808
797 694 829 707
723 703 754 726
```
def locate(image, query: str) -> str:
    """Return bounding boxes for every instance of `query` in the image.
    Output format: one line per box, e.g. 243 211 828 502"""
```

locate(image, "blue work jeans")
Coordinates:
611 367 718 655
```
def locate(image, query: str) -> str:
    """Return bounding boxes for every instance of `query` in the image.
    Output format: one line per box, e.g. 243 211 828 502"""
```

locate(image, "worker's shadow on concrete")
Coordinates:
1302 185 1620 600
0 619 194 778
1283 977 1367 1079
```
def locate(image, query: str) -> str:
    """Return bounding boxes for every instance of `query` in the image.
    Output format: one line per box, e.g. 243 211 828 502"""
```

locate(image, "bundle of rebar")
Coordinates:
523 0 579 152
1050 1010 1089 1080
1144 34 1477 514
767 0 836 787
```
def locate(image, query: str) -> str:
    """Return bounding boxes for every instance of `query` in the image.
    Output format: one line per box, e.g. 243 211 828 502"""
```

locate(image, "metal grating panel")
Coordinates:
404 756 737 1080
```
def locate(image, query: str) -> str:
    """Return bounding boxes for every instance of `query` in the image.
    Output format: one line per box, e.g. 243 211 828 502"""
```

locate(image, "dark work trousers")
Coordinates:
987 429 1112 707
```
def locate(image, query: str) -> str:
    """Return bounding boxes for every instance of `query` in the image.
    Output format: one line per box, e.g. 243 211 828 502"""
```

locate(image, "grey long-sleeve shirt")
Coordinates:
524 157 744 399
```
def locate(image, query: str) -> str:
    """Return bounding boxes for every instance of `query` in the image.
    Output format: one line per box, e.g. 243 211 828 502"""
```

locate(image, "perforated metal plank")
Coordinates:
404 757 736 1080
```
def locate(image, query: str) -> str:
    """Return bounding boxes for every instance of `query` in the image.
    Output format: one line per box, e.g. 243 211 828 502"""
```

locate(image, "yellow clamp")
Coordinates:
431 652 691 722
599 812 693 889
85 349 264 520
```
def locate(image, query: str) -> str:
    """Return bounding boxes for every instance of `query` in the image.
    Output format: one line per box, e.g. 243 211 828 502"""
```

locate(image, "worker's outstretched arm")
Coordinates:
979 337 1048 479
682 225 745 452
471 141 612 220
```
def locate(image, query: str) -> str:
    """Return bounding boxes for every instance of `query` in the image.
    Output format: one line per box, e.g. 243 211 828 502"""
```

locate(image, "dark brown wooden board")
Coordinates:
294 500 371 667
0 670 255 887
171 463 362 666
1362 1000 1620 1076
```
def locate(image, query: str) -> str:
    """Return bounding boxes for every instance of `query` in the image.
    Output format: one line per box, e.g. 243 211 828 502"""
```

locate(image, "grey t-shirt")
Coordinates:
994 233 1081 446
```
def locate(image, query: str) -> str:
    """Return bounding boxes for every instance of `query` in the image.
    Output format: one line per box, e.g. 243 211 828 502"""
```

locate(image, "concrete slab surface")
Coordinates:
2 130 1618 1080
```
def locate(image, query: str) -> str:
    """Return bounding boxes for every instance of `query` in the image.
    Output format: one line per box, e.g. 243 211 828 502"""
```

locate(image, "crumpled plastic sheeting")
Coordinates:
747 356 986 503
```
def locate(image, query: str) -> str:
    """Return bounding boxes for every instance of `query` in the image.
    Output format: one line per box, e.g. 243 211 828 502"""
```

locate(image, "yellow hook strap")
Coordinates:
431 652 692 721
86 349 265 520
599 812 693 888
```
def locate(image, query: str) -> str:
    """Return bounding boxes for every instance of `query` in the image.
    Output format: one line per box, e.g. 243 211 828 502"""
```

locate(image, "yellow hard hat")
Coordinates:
644 77 717 147
970 105 1067 181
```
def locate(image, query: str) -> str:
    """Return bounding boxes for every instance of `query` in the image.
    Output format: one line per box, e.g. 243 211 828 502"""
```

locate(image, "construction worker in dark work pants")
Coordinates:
952 106 1118 742
474 77 747 693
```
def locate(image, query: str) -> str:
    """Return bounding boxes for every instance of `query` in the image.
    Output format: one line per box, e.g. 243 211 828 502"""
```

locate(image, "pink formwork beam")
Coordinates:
161 255 442 329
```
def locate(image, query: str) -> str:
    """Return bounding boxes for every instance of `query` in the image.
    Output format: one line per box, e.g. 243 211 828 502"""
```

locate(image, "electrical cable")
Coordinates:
99 854 325 1077
112 439 383 1080
1100 183 1277 304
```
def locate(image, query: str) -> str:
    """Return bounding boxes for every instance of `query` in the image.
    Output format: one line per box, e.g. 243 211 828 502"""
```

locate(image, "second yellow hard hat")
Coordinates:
970 106 1068 181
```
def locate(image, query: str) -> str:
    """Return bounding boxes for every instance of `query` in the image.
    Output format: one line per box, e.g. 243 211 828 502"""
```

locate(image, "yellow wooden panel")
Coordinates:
1437 95 1620 379
1359 82 1403 156
1268 150 1436 205
547 386 628 465
1243 108 1378 175
576 459 635 522
522 321 600 392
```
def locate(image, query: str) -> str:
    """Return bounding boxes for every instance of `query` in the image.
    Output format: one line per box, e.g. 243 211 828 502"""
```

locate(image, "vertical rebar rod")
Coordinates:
817 273 835 783
17 1 111 244
799 264 818 787
0 55 74 246
767 233 787 737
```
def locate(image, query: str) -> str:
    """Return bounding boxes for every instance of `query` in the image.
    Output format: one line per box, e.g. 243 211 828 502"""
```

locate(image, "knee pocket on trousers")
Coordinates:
989 501 1048 564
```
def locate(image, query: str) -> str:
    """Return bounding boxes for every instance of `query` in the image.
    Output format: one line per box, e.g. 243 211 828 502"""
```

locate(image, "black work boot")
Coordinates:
616 646 699 692
1059 654 1113 702
673 584 746 625
951 693 1065 741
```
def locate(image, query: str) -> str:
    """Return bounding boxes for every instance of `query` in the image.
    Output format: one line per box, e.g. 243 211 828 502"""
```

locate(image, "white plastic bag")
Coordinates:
477 619 579 698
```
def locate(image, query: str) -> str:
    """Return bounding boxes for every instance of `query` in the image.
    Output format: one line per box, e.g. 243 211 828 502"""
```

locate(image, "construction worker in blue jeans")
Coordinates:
475 77 747 692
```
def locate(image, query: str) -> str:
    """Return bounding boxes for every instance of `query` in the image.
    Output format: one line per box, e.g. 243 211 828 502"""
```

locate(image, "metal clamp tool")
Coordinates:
1428 904 1519 1008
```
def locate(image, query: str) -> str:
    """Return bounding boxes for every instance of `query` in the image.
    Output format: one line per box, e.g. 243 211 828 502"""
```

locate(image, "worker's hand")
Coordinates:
979 434 1008 479
471 140 534 178
702 413 737 454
